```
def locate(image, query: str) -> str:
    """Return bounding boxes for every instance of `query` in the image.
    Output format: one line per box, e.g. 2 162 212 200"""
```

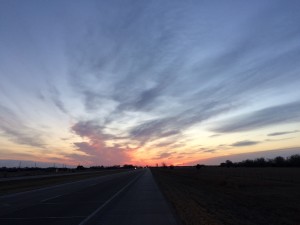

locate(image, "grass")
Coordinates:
151 167 300 225
0 170 128 195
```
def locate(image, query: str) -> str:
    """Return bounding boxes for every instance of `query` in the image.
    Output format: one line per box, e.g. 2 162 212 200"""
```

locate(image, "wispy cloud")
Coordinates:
268 130 299 136
152 151 176 160
213 101 300 133
67 0 300 153
48 86 68 114
0 105 45 148
231 140 260 147
203 149 217 153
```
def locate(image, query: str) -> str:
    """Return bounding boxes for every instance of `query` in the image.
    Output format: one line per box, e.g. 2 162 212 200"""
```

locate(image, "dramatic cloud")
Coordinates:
1 0 300 165
67 0 300 151
71 120 130 165
213 101 300 133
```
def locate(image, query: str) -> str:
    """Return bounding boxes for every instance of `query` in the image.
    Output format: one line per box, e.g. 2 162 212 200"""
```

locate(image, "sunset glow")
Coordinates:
1 0 300 167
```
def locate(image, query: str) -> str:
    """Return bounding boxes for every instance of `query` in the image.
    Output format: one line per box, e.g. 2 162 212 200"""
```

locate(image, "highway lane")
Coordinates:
0 170 142 225
85 169 179 225
0 170 121 182
0 169 179 225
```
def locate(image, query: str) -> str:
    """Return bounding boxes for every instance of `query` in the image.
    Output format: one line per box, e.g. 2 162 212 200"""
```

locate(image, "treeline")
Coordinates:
80 164 139 170
220 154 300 167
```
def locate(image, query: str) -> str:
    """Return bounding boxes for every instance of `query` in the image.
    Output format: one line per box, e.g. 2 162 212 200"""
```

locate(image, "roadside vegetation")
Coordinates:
152 157 300 225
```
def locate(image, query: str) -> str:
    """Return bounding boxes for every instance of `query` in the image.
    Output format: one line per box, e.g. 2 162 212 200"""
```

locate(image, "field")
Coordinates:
151 167 300 225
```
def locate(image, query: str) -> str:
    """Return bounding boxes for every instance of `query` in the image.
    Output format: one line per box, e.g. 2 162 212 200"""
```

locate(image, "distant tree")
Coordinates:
195 164 204 170
244 159 254 167
254 158 267 167
162 162 167 168
274 156 285 167
90 165 104 170
169 165 174 169
76 165 85 170
224 160 234 167
123 164 134 169
106 165 121 169
287 155 300 167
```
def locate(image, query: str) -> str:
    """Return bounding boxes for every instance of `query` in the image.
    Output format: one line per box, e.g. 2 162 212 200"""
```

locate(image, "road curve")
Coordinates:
0 169 179 225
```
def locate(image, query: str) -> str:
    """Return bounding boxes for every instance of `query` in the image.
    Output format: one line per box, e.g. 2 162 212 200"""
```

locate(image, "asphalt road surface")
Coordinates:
0 169 179 225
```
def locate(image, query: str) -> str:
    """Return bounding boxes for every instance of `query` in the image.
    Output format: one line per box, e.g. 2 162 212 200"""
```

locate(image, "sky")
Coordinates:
0 0 300 167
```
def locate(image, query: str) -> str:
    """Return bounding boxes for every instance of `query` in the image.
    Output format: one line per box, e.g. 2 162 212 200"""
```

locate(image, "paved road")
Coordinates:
0 170 119 182
0 169 179 225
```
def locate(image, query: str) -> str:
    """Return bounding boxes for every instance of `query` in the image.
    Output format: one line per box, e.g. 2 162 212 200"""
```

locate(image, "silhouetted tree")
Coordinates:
195 164 204 170
254 158 267 167
123 164 134 169
76 165 85 170
288 155 300 166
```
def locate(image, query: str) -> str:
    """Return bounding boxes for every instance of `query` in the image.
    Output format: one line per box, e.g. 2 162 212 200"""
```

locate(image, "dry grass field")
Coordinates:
151 167 300 225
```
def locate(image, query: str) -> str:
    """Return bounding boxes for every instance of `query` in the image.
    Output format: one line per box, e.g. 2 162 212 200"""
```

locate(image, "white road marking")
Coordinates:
41 194 62 202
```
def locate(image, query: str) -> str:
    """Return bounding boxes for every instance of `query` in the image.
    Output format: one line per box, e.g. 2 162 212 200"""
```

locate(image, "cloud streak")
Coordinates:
268 130 299 136
0 105 45 148
213 101 300 133
231 140 260 147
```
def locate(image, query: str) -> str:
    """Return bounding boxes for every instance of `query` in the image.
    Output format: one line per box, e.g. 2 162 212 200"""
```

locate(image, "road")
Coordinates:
0 169 179 225
0 170 119 182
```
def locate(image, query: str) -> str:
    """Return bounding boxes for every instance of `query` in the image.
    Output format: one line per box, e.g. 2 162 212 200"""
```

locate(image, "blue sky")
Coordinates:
0 0 300 166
